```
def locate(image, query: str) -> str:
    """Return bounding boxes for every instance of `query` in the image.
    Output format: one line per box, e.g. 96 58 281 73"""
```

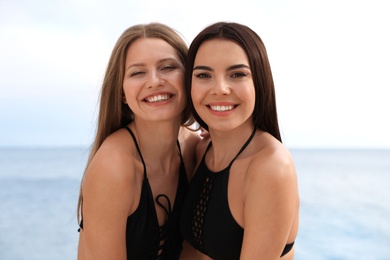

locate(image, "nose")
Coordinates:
210 77 230 96
147 70 164 88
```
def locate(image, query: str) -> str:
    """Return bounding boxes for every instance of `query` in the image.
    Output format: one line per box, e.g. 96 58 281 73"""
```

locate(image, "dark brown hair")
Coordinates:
185 22 281 142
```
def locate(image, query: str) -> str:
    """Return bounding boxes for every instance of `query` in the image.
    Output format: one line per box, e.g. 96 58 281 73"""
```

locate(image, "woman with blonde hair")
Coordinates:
77 23 200 259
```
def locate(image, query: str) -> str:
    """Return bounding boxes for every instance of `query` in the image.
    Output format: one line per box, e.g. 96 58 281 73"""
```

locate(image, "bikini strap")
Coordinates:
228 128 257 168
199 140 213 164
176 140 184 164
124 126 147 178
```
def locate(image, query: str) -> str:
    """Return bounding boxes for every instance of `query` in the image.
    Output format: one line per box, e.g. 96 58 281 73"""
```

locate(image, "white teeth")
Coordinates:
210 105 234 112
145 94 171 103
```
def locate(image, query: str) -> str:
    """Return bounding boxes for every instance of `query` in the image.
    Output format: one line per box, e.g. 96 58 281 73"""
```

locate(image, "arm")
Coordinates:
240 146 299 259
78 135 137 260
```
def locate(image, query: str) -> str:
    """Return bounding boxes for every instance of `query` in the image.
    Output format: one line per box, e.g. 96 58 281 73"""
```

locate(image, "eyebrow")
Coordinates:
126 57 180 70
193 64 250 71
228 64 250 70
193 65 212 71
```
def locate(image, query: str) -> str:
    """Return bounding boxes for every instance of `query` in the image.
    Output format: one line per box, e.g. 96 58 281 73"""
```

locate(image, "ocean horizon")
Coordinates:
0 147 389 259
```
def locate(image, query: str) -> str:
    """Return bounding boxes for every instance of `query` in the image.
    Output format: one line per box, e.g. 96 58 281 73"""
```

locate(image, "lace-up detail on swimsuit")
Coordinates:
155 194 173 259
191 173 216 247
121 126 187 259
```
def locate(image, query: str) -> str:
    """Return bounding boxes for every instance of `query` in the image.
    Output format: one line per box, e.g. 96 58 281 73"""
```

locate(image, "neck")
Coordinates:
131 117 181 170
207 123 254 171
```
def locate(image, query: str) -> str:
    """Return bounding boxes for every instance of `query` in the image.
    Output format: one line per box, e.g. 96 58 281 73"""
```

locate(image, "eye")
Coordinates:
161 65 177 71
231 72 247 78
130 71 145 77
194 73 211 79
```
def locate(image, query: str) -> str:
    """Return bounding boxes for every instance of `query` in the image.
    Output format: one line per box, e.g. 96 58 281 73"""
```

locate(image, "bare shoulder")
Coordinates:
246 133 296 184
82 128 140 208
86 129 137 182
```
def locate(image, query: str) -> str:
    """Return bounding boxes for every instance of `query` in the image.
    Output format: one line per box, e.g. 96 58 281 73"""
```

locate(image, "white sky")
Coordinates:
0 0 389 148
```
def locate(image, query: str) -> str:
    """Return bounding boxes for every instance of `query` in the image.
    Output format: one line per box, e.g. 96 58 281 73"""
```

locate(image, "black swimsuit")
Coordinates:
79 127 188 259
180 129 294 259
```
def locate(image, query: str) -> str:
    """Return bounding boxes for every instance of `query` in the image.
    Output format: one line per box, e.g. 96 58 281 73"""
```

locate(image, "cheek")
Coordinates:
122 86 131 100
170 69 184 85
190 85 202 107
122 82 138 105
245 85 256 106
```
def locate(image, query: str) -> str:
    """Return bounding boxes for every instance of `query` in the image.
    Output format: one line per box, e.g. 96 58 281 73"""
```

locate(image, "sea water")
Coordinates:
0 148 389 260
0 147 87 260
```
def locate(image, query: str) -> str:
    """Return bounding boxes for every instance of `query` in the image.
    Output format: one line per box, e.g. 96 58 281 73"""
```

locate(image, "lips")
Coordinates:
143 94 172 103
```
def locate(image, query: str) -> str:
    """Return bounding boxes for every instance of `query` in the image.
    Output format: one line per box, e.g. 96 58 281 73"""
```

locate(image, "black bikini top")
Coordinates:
180 128 294 259
79 126 188 259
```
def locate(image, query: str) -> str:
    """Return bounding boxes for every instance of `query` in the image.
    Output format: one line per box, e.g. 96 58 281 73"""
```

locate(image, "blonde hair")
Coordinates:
77 23 191 221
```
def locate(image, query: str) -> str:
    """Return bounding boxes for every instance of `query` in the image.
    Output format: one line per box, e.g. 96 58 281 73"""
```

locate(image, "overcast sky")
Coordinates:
0 0 389 149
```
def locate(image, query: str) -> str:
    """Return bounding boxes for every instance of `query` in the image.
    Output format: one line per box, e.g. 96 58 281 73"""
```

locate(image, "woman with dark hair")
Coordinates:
77 23 201 259
180 22 300 259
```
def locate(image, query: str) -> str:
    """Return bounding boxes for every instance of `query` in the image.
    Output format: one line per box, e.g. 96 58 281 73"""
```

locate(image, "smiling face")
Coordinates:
123 38 186 123
191 39 255 132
